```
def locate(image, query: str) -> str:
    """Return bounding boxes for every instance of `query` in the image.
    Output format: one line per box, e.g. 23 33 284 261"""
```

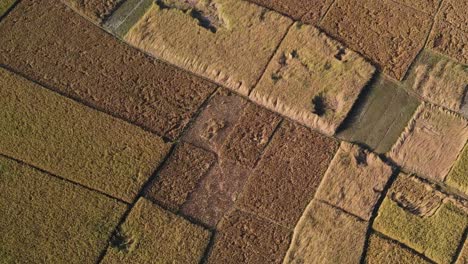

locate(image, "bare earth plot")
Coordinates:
337 75 420 153
0 156 127 263
388 103 468 182
320 0 432 80
251 22 375 136
0 67 170 202
123 0 292 95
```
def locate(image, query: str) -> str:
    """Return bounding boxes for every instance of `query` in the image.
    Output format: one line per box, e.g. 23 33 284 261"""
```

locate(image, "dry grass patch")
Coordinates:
284 200 367 264
251 22 374 136
316 142 393 220
0 67 170 202
389 103 468 182
373 174 468 263
102 198 210 263
0 156 127 263
403 49 467 115
125 0 292 95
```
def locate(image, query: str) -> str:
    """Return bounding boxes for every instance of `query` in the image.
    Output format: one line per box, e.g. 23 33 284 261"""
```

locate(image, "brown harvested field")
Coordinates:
207 209 292 263
246 0 333 24
145 142 216 211
316 142 393 220
365 234 432 264
284 200 368 264
101 198 211 263
0 67 170 202
237 120 339 228
403 49 468 115
337 75 420 153
125 0 292 95
388 103 468 182
251 22 375 136
320 0 432 80
1 0 467 262
0 155 127 263
427 0 467 64
62 0 123 23
0 0 216 140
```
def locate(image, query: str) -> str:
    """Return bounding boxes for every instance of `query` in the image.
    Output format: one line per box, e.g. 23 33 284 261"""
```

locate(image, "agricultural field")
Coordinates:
0 0 466 263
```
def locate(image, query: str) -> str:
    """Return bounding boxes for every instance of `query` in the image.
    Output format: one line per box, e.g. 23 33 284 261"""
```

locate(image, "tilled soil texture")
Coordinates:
427 0 467 64
251 23 375 136
0 67 170 202
62 0 124 23
207 209 292 264
237 120 339 228
246 0 334 24
145 142 216 211
320 0 432 80
101 198 211 263
0 0 217 140
124 0 292 95
0 156 127 263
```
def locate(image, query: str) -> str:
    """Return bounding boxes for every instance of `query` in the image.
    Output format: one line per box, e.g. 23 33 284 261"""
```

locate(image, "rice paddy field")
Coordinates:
0 0 466 263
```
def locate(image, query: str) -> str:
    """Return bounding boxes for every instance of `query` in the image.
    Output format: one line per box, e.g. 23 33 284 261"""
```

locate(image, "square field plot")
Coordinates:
373 174 468 264
388 103 468 182
0 156 127 263
251 23 375 136
102 198 211 263
403 50 468 116
446 144 468 195
284 200 367 264
62 0 123 23
316 142 393 220
320 0 432 80
237 120 339 228
125 0 292 95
